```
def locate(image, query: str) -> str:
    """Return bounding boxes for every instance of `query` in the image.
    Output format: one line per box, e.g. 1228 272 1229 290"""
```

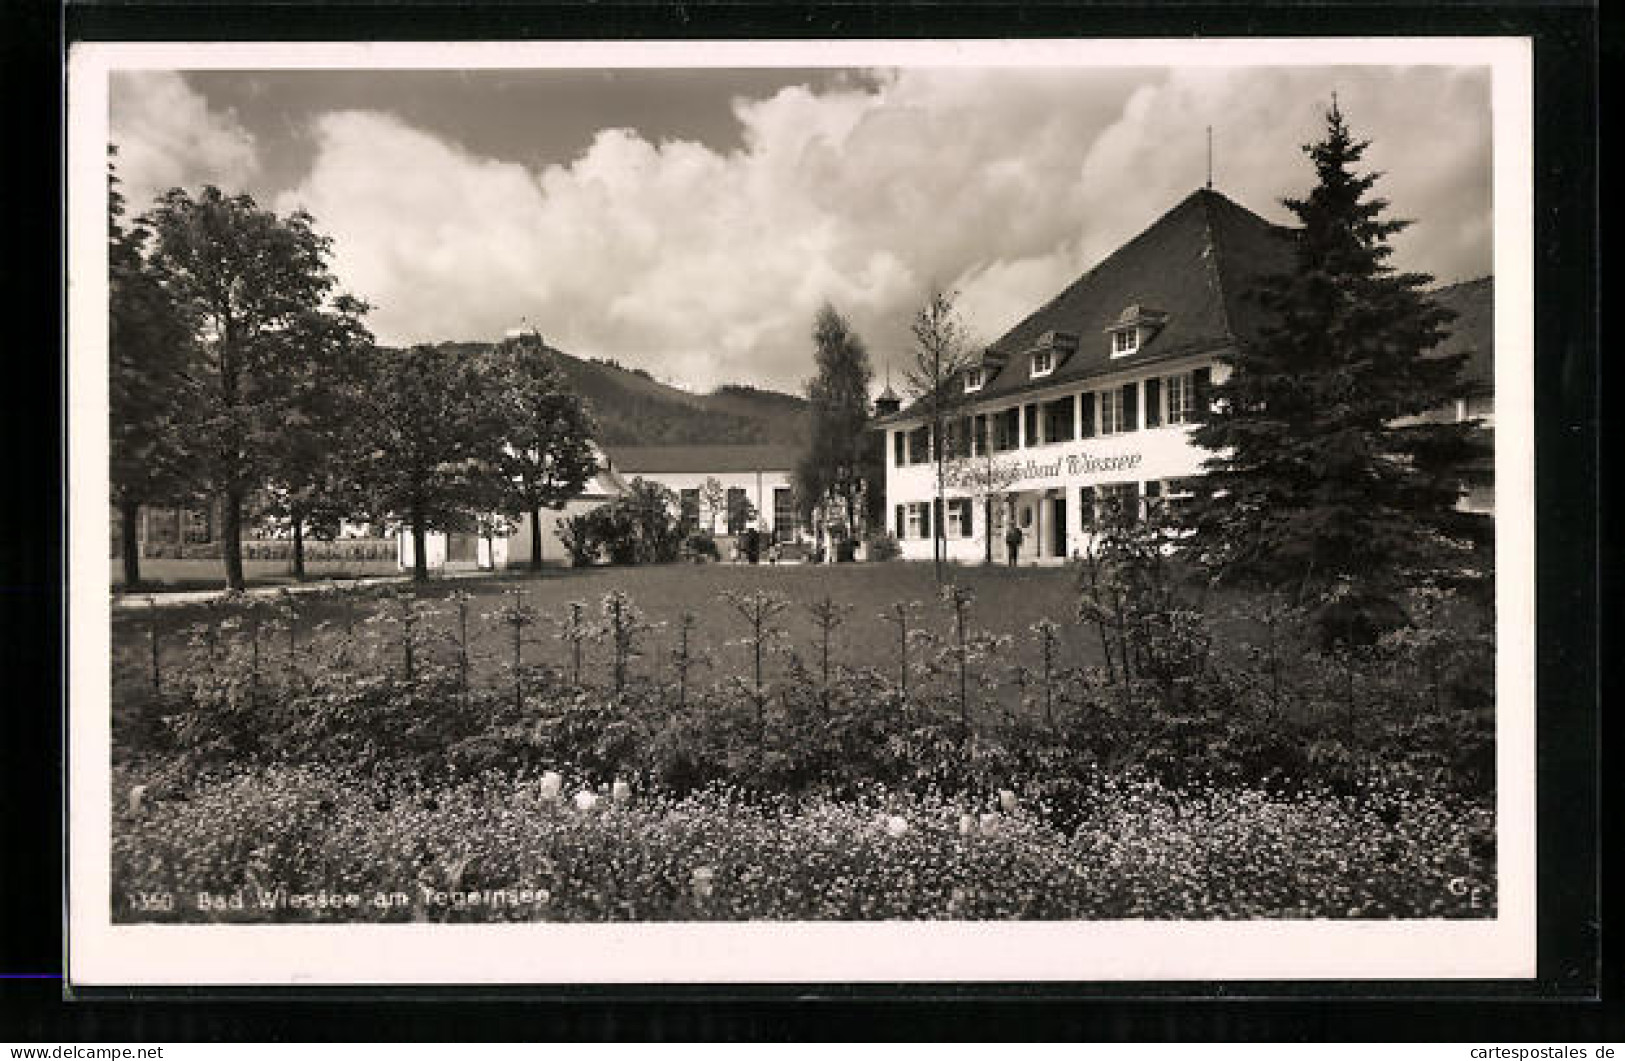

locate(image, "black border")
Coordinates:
4 0 1606 1041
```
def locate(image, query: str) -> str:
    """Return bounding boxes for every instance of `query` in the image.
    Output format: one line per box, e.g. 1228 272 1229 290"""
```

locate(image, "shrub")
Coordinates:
682 532 721 563
556 514 599 567
865 532 902 562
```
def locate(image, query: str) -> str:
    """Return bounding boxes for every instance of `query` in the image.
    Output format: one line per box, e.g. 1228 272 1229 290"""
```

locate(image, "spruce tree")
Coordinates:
1183 100 1490 641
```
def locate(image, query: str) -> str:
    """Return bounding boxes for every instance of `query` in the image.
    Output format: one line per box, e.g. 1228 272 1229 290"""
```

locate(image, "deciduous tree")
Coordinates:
143 186 364 589
108 153 197 587
799 303 879 542
255 296 375 578
490 333 599 571
355 344 509 582
903 289 976 583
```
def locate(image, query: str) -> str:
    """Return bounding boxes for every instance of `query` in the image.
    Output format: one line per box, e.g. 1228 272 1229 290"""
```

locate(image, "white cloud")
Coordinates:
110 72 260 215
129 65 1490 393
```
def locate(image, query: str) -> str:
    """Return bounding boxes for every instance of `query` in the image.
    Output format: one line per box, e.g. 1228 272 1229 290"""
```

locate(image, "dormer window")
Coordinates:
1031 349 1054 377
1105 304 1167 358
963 366 985 393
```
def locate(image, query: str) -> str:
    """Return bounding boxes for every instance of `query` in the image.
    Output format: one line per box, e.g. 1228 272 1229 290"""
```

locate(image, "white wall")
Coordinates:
507 495 620 567
883 359 1226 563
619 468 797 537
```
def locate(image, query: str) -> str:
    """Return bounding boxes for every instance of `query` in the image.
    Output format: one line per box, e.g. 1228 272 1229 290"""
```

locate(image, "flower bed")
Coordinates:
111 765 1494 923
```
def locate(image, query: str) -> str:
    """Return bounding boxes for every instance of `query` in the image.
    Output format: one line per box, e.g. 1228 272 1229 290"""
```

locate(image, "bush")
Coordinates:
864 532 901 561
555 480 684 566
682 532 721 563
556 514 599 567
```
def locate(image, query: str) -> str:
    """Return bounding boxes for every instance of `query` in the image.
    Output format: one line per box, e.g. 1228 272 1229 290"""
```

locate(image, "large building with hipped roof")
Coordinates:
872 187 1494 564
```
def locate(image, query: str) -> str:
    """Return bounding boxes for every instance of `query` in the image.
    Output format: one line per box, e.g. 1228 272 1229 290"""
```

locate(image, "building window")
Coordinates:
1098 388 1125 435
1111 328 1138 357
964 366 984 393
1093 481 1140 523
773 487 798 542
184 508 213 544
679 489 700 528
1041 396 1074 444
946 497 974 539
906 502 932 539
991 408 1019 453
1165 372 1194 425
972 413 987 457
908 426 931 465
1023 404 1038 448
1031 349 1054 377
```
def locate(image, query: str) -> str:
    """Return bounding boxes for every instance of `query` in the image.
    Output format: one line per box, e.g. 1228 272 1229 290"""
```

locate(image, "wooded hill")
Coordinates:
416 342 811 448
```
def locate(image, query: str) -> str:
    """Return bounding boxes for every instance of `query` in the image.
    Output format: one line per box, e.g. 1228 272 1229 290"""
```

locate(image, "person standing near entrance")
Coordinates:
1005 521 1023 567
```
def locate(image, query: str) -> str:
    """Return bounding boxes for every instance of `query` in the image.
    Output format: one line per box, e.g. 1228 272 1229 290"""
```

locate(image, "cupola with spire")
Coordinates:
874 380 901 417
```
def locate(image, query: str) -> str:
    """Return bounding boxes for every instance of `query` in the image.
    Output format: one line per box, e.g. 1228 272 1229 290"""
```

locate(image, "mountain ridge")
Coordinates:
410 341 812 449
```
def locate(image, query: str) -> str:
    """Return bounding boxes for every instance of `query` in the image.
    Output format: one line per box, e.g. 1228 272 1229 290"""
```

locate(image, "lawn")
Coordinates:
106 556 1498 923
112 560 1123 704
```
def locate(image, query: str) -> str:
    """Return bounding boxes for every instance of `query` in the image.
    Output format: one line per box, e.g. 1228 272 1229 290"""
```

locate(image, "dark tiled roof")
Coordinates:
605 444 803 475
878 188 1295 424
1428 276 1493 386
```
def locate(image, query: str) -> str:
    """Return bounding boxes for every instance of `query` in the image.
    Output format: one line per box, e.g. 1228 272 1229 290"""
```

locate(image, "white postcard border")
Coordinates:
66 36 1536 986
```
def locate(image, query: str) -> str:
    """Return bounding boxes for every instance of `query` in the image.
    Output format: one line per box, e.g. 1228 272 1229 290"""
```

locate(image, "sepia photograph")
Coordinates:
65 38 1535 984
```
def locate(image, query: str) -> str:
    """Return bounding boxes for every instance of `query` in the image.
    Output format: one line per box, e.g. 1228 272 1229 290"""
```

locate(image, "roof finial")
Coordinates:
1205 125 1213 191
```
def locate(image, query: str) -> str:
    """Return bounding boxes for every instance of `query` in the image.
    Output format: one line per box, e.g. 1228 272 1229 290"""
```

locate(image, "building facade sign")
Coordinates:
991 451 1145 486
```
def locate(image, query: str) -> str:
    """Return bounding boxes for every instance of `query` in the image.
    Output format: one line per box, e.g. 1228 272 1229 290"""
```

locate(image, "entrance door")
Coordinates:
1052 495 1067 558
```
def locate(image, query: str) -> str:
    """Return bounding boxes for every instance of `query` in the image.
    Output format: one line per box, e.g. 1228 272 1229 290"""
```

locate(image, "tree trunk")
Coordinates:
291 516 306 580
221 490 246 590
529 504 544 571
411 511 429 583
118 499 142 588
983 497 993 565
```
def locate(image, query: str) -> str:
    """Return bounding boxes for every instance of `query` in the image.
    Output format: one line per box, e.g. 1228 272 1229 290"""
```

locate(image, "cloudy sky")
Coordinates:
109 63 1492 393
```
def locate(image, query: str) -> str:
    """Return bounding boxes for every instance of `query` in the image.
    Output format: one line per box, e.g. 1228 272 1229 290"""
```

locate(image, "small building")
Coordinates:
398 449 630 572
603 444 804 543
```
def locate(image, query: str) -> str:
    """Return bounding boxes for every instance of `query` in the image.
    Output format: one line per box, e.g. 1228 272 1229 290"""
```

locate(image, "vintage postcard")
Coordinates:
66 37 1534 985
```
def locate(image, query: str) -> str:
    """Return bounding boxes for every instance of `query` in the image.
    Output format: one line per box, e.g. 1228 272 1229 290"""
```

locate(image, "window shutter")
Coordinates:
895 504 905 538
973 414 986 456
1079 486 1096 526
893 432 905 467
922 501 933 540
1080 392 1096 438
1023 404 1038 447
959 499 974 537
1193 366 1213 412
1144 377 1162 428
1122 382 1139 430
